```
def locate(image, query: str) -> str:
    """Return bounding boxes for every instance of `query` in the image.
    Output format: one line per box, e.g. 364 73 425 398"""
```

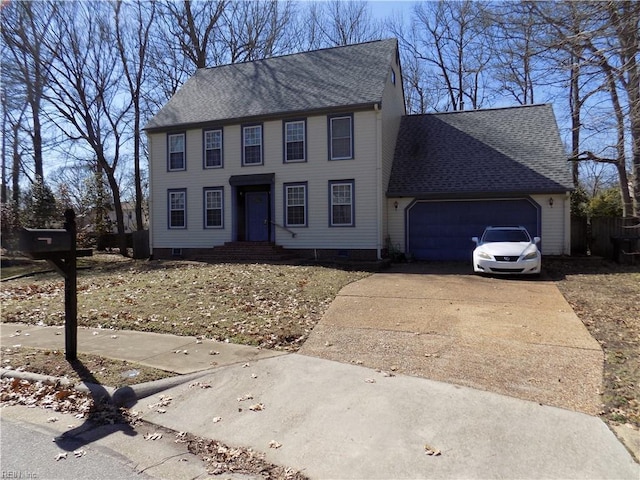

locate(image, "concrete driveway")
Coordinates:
300 263 604 415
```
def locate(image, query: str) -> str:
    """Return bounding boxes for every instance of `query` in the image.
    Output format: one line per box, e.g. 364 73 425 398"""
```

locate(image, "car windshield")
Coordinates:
483 229 530 243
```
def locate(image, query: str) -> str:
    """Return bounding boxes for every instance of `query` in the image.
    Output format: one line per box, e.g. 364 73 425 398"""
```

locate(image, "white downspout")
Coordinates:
147 134 153 257
375 103 383 260
565 191 571 255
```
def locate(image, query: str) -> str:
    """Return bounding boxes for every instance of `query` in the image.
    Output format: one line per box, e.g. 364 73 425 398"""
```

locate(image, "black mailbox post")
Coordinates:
19 209 91 361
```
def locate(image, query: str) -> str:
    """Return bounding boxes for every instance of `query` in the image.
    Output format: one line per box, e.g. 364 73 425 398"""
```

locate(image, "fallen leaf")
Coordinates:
189 381 212 389
424 444 441 456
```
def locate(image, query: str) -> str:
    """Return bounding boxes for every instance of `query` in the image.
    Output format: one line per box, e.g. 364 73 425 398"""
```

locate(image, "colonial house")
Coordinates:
145 39 573 262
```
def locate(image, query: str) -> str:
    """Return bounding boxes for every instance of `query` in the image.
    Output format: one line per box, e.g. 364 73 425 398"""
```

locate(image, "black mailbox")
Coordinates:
20 228 72 259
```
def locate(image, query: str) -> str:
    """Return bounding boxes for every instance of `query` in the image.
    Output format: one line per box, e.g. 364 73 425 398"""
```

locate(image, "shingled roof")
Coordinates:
387 104 574 198
145 39 398 131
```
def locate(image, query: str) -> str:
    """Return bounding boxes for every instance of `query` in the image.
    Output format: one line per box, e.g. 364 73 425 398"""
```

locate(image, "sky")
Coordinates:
369 0 414 20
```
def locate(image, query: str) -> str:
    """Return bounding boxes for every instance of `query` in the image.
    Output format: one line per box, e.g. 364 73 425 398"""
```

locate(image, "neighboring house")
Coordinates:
105 202 149 233
145 39 573 262
77 202 149 234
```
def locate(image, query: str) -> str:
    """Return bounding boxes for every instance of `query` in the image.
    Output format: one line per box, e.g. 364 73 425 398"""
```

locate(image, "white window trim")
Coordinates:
242 124 263 166
168 133 186 171
329 181 354 227
204 187 224 229
284 120 306 163
284 183 307 227
204 129 223 169
329 115 353 160
168 189 187 229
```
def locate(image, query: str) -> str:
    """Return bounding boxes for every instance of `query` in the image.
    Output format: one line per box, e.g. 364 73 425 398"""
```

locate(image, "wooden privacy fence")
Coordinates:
572 217 639 259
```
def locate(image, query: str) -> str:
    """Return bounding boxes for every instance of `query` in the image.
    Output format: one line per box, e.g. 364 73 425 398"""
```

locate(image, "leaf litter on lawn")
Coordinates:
545 258 640 429
1 257 369 351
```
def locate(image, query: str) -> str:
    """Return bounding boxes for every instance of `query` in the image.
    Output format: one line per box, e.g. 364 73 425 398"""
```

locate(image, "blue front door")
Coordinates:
246 191 269 241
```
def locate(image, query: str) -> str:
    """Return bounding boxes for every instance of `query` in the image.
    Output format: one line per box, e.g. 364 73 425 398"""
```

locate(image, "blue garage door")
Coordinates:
408 199 540 261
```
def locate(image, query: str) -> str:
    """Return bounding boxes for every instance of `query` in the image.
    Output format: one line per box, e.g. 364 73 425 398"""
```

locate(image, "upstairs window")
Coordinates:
168 189 186 229
284 182 307 227
204 129 223 168
329 115 353 160
243 124 263 165
329 180 354 226
168 133 186 171
284 120 306 162
204 187 223 228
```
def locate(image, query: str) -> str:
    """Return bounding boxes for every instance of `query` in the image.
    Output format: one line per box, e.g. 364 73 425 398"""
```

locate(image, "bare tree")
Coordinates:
218 0 297 63
145 0 227 110
1 0 57 182
303 0 382 50
608 1 640 218
115 0 156 232
485 1 549 106
535 1 639 218
44 1 131 255
407 0 492 111
160 0 227 70
0 34 30 210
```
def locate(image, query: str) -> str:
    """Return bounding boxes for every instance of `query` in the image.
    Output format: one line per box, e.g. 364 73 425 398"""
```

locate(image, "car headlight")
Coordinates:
477 250 493 260
523 251 538 260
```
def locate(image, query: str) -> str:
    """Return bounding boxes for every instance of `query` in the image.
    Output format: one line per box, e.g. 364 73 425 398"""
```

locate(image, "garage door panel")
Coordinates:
408 200 539 261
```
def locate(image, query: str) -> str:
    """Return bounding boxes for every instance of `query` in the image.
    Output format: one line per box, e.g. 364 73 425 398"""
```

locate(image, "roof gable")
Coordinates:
146 39 398 131
387 104 574 198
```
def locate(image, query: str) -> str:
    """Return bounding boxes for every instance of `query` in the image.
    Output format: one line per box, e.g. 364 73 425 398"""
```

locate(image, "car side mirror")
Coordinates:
533 237 541 244
471 236 479 245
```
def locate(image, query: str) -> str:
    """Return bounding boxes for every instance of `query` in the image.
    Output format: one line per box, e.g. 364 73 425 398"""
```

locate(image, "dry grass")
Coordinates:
545 257 640 428
2 253 638 431
1 254 369 351
0 346 174 387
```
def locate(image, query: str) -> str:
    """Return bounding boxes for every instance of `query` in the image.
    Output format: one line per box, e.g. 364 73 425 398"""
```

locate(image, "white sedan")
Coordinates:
472 226 541 275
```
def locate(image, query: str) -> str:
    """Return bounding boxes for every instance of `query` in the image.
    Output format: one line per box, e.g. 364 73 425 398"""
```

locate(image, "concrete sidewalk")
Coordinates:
0 322 285 375
1 323 638 479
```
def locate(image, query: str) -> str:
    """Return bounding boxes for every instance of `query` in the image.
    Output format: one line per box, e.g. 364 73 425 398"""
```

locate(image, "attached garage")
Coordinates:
386 105 574 260
407 199 540 261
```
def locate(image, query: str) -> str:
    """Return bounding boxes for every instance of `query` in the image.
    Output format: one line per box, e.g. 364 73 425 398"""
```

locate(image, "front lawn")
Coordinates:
1 254 638 430
545 258 640 428
0 254 369 351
